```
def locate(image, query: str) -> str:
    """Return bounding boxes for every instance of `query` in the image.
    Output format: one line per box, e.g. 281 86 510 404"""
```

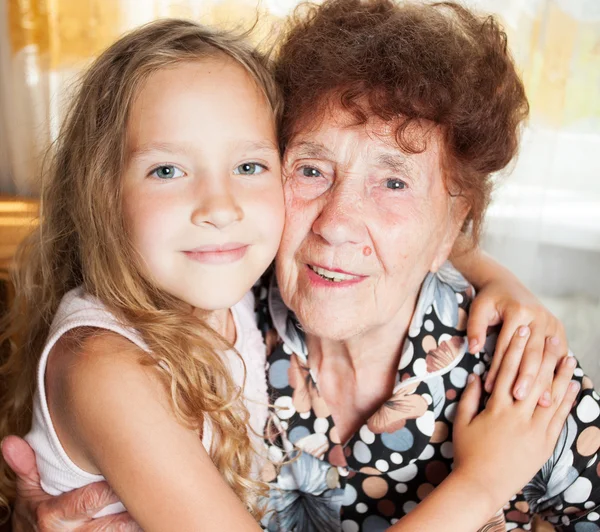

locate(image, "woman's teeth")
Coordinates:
309 265 358 282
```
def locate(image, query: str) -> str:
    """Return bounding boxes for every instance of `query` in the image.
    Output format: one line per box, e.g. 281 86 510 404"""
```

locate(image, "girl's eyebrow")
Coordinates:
238 140 279 153
129 140 279 161
128 142 195 161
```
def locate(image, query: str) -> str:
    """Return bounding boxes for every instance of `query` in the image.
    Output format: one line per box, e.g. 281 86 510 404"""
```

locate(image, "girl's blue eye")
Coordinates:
150 165 185 180
234 163 266 175
301 167 322 178
386 178 406 190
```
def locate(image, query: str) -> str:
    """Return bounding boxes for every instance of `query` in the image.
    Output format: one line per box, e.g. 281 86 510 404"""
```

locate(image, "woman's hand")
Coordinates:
453 327 578 510
1 436 140 531
467 271 568 402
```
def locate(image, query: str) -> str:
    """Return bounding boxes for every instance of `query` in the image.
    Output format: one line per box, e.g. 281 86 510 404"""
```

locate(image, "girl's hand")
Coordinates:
387 326 579 532
453 327 579 511
466 273 568 402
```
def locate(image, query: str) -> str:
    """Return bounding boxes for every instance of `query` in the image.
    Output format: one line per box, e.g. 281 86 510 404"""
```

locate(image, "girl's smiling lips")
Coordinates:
183 243 248 264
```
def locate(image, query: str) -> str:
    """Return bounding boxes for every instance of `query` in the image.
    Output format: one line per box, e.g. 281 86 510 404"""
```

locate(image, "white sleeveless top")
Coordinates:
25 287 268 517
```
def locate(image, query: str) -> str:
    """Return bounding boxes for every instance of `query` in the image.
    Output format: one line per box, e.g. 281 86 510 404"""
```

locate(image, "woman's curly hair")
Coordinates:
275 0 529 242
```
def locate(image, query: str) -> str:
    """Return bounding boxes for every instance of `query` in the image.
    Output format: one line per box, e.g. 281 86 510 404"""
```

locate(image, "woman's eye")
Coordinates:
149 165 185 180
234 163 266 175
386 178 407 190
300 166 322 178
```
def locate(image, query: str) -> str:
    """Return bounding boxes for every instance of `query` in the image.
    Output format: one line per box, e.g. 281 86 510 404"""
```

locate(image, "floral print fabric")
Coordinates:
256 263 600 532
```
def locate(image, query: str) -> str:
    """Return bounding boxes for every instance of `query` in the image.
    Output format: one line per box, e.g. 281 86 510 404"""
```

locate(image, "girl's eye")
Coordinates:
300 166 322 178
149 165 185 180
234 163 266 175
386 178 407 190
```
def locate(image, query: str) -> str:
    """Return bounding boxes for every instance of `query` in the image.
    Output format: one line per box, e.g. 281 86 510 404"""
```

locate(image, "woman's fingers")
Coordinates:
488 326 530 404
79 512 142 532
37 481 120 527
454 374 482 429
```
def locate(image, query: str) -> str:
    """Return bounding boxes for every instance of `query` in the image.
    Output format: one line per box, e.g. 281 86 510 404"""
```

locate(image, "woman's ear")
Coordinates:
430 197 471 272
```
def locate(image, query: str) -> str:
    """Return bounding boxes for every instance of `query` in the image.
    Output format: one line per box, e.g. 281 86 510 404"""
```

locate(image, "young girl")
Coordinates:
0 19 284 530
0 17 575 532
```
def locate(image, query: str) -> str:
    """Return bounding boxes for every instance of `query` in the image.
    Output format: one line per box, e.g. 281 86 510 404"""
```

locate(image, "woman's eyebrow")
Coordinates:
286 141 335 159
376 151 414 174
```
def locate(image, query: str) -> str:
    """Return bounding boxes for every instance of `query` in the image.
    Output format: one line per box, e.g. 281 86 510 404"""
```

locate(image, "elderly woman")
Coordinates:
2 1 595 531
255 1 600 531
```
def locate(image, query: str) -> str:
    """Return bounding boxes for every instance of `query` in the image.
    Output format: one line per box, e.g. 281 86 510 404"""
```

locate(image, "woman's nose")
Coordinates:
311 184 366 246
190 181 243 229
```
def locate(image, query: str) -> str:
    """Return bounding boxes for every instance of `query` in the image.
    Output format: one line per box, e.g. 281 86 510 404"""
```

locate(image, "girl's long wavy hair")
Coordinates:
0 18 281 517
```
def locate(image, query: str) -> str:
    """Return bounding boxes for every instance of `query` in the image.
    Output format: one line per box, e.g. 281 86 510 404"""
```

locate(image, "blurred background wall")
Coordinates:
0 0 598 378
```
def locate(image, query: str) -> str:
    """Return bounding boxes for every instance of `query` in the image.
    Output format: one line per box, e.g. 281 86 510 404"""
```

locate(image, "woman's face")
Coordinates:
276 109 468 341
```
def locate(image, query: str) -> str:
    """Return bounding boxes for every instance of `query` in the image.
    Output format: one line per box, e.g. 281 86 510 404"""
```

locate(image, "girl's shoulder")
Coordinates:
45 322 168 472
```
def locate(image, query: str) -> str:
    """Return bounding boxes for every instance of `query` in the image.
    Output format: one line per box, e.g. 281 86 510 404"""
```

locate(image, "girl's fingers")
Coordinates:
533 355 576 424
485 316 524 393
489 326 530 404
536 336 567 407
466 297 498 355
547 379 580 442
512 322 546 401
454 373 482 429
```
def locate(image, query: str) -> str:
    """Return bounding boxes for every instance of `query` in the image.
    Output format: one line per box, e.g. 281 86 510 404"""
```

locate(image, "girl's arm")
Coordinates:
452 242 567 401
47 330 261 532
389 328 578 532
3 329 576 531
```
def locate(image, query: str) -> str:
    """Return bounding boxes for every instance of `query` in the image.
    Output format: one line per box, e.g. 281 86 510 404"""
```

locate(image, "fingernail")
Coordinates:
565 356 576 368
467 373 475 384
541 390 552 403
469 339 478 353
514 377 531 400
569 381 581 393
484 378 493 393
550 336 560 346
519 326 530 337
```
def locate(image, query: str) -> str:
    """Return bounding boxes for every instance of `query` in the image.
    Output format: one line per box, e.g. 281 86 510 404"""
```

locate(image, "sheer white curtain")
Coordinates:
468 0 600 379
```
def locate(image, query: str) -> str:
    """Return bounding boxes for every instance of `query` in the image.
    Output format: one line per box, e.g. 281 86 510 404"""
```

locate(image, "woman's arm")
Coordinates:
46 330 261 532
452 242 567 400
389 328 578 532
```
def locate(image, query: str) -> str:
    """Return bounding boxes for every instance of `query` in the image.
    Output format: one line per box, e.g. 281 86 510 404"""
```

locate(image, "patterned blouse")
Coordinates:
255 263 600 532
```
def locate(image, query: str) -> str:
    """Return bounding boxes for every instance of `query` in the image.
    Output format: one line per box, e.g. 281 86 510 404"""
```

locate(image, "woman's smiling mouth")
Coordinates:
306 264 366 285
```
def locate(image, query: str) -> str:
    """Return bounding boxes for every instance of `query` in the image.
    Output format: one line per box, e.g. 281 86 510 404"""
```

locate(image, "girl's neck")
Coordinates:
194 307 236 345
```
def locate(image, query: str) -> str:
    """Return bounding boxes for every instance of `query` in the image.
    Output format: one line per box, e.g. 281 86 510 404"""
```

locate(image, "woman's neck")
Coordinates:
306 299 416 443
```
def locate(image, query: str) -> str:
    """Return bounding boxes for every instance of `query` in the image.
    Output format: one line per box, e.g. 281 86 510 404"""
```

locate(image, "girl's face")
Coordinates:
122 59 284 311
